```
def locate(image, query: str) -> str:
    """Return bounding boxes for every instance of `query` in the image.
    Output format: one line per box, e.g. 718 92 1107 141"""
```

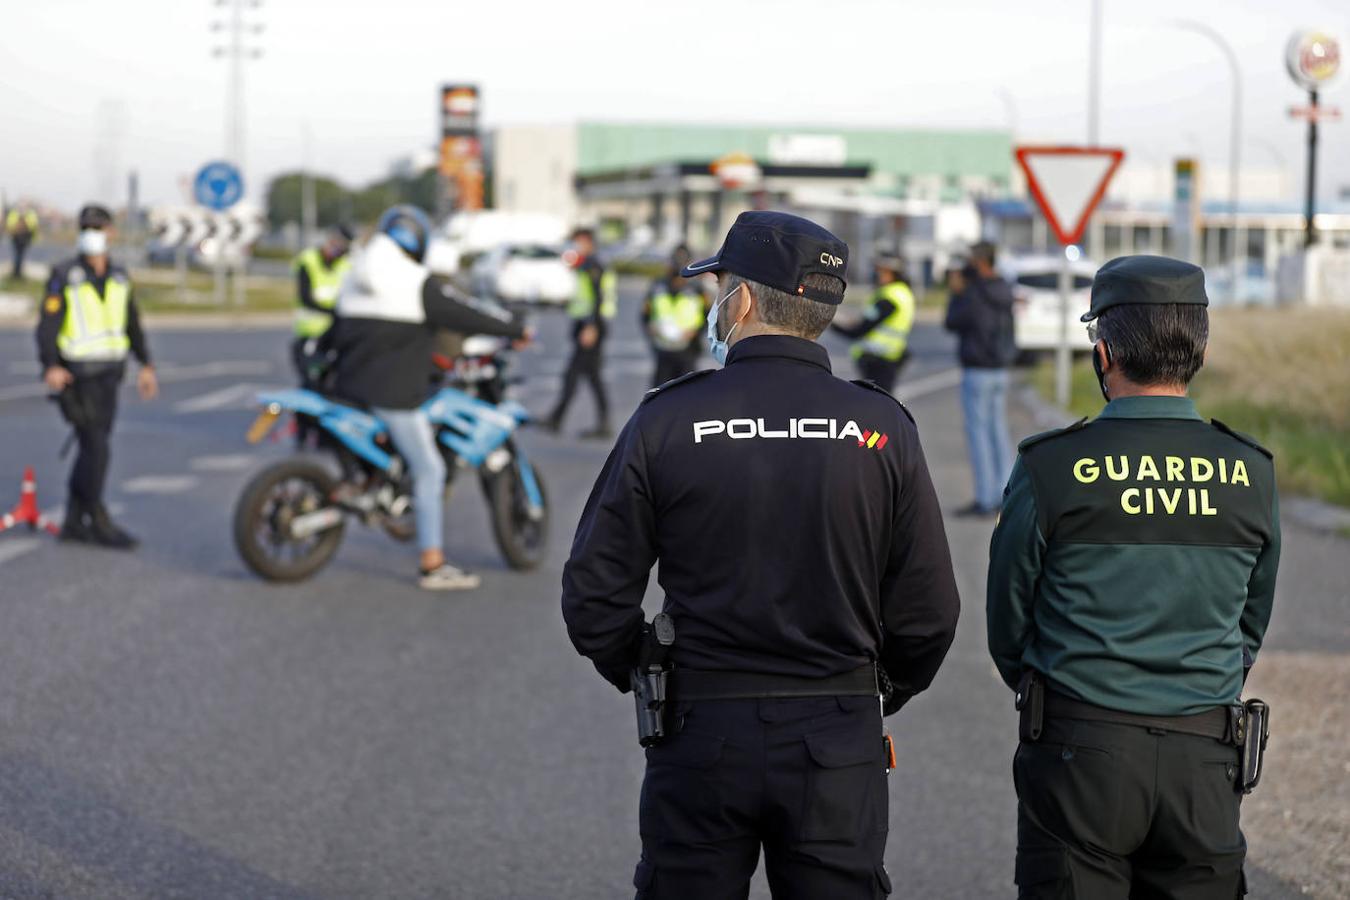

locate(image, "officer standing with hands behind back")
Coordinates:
37 204 157 548
987 256 1280 899
563 211 960 899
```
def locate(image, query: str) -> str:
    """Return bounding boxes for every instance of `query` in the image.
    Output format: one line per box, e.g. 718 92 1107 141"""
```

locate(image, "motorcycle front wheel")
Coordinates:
233 457 346 582
483 455 549 571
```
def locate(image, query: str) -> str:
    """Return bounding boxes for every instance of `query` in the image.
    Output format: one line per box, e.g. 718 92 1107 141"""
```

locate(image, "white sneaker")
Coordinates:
418 563 481 591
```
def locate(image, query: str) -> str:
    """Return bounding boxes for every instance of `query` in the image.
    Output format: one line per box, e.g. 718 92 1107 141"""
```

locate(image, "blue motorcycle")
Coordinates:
233 337 548 582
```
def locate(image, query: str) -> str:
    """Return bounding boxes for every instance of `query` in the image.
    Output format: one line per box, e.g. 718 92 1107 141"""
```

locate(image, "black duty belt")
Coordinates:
670 666 879 702
1044 691 1235 743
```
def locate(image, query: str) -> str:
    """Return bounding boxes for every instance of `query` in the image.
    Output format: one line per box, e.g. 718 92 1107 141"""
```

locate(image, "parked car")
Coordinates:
471 244 574 306
1001 255 1098 355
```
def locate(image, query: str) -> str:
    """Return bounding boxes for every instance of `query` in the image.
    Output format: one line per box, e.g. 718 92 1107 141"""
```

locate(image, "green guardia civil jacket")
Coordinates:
986 395 1281 716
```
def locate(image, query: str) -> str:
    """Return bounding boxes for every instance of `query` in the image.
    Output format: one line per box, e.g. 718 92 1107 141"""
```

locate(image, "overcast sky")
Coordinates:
2 0 1347 211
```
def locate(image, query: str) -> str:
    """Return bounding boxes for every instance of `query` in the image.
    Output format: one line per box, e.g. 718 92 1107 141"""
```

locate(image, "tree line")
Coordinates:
264 168 439 228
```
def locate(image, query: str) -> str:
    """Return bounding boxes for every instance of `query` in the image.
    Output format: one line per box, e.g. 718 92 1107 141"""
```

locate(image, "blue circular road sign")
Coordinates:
193 161 244 211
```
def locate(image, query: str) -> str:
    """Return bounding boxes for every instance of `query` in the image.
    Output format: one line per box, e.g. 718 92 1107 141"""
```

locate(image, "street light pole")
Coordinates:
210 0 264 307
1088 0 1102 144
1172 20 1242 301
301 122 316 249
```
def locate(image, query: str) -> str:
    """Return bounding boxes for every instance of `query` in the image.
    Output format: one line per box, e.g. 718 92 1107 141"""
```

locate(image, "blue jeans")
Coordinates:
960 368 1014 510
374 407 446 553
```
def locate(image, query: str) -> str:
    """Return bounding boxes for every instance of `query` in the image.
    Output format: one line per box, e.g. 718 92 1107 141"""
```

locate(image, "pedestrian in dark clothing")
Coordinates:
7 206 39 280
944 242 1016 516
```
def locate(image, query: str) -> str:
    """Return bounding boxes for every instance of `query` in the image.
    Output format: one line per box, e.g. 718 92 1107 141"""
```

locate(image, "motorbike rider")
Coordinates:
328 205 530 591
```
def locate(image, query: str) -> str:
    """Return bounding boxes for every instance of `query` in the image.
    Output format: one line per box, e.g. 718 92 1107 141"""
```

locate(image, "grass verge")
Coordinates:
1 270 294 315
1032 308 1350 507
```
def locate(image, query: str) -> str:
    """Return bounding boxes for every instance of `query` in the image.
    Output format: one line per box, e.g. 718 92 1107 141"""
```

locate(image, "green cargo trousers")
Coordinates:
1013 716 1246 899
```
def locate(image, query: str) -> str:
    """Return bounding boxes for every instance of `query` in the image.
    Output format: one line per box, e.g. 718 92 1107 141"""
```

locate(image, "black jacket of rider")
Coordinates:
330 236 525 410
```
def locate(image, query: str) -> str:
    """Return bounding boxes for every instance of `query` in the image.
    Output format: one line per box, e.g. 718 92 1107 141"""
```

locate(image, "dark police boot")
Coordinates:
88 504 139 550
59 498 92 543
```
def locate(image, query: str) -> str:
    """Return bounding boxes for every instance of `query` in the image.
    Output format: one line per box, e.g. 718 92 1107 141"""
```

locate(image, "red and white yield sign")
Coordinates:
1015 146 1125 246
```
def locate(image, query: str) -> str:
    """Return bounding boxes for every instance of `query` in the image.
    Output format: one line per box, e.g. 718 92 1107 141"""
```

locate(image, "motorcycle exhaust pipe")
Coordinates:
289 506 344 539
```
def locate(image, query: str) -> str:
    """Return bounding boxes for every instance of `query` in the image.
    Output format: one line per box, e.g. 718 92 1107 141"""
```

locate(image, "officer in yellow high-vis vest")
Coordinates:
830 253 916 393
6 205 39 280
291 224 354 388
547 226 617 439
36 204 157 549
640 244 710 387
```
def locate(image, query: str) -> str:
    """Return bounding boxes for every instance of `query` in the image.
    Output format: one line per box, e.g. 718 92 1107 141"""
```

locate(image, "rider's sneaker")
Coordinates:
419 563 482 591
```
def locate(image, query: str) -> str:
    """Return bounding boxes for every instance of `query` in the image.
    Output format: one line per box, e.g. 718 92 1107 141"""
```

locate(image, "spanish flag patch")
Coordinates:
43 296 61 314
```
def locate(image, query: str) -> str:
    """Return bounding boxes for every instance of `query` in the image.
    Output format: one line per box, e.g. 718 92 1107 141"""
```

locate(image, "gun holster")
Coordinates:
54 384 90 430
631 614 676 748
631 667 672 748
1233 698 1269 794
1016 670 1045 742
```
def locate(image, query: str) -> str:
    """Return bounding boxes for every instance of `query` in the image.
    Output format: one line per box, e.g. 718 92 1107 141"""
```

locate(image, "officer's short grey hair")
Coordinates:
725 272 841 340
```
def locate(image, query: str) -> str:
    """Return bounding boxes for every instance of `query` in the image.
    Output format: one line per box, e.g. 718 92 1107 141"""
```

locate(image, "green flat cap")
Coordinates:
1081 255 1209 322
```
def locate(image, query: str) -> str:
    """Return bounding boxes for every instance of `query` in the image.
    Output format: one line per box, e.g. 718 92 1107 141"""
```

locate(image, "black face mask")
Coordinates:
1092 342 1111 401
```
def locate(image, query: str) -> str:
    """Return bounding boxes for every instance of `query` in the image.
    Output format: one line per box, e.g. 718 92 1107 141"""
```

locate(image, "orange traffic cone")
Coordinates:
0 467 60 536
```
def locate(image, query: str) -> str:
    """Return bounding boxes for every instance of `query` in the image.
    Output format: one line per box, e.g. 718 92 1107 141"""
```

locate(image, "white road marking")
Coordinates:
121 475 199 494
156 360 275 382
189 454 255 472
0 382 52 403
0 538 41 566
895 368 963 402
174 383 271 414
0 360 276 405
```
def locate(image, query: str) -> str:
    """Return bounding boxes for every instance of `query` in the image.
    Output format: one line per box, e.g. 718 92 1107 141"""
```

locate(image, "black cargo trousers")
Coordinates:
635 696 892 900
1014 717 1246 899
59 367 122 510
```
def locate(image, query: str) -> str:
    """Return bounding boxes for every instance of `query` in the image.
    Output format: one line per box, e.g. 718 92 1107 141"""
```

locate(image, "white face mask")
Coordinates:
77 229 108 256
706 284 747 366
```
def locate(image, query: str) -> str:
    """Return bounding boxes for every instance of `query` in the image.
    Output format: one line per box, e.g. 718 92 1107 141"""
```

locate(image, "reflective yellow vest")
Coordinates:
649 290 705 351
293 247 351 338
853 281 916 362
567 266 618 320
57 271 131 362
6 209 38 235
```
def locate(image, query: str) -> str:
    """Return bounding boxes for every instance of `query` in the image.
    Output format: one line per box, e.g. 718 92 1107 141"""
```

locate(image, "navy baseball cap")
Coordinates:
680 211 849 304
1081 255 1209 322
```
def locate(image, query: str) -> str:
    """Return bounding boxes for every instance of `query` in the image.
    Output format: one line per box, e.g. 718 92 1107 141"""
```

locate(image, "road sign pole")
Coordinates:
233 259 246 308
1305 89 1319 247
175 243 188 303
214 254 226 307
1056 250 1073 409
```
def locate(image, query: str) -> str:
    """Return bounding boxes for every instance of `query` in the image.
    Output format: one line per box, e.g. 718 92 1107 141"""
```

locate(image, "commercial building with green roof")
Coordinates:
573 121 1013 199
493 120 1011 260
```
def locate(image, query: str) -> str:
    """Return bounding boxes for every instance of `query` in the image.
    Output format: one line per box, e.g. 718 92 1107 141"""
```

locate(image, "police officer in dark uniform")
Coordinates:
36 204 158 548
562 211 961 899
987 255 1281 899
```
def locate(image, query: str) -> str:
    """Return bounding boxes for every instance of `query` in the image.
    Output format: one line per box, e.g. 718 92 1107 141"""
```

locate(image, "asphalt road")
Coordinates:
0 285 1330 898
